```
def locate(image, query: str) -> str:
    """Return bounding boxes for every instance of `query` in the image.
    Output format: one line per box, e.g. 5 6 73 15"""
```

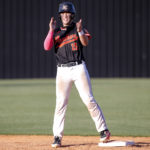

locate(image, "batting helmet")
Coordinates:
58 2 76 14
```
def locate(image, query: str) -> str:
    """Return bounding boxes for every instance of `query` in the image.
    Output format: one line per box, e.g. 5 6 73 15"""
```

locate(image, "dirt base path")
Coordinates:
0 135 150 150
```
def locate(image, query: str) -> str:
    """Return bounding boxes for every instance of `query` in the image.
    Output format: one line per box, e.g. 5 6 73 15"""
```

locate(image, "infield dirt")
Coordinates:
0 135 149 150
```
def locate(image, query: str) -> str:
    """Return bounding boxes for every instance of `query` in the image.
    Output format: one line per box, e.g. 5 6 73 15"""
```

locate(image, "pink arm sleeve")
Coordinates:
44 30 54 51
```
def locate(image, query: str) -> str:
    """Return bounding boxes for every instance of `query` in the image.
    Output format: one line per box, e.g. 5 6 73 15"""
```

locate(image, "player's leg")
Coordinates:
74 63 110 140
52 67 73 144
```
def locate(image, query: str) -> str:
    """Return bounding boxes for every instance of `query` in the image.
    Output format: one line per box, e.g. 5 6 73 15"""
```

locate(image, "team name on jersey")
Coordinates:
54 33 78 49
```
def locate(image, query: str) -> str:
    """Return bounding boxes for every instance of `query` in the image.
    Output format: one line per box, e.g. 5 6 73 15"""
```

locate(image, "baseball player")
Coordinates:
44 2 110 148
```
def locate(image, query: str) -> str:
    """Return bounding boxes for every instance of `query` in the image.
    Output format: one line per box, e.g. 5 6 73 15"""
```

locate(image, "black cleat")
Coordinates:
51 136 61 148
100 129 111 143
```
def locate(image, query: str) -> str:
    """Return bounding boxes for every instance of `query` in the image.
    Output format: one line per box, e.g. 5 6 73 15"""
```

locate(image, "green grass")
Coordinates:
0 78 150 136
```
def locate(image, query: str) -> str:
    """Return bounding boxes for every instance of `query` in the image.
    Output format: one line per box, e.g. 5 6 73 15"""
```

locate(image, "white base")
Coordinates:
98 141 135 147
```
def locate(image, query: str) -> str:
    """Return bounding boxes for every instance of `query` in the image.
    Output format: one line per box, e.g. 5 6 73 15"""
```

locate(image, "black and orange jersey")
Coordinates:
53 22 91 64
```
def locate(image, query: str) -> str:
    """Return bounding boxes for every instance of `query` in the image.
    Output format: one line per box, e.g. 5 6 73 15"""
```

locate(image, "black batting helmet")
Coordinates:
58 2 76 14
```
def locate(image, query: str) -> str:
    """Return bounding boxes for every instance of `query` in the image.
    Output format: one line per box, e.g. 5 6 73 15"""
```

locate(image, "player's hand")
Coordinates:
76 19 82 32
49 17 56 31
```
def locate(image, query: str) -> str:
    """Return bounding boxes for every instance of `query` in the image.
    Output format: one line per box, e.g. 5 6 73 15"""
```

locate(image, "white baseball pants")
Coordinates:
53 62 108 138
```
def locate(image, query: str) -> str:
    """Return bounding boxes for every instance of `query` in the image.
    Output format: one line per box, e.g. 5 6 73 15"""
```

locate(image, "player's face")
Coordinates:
60 12 72 26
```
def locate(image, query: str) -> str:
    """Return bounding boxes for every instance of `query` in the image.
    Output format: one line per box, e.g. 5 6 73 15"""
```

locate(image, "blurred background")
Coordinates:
0 0 150 78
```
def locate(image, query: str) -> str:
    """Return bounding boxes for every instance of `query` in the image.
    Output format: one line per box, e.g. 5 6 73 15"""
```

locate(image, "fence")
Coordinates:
0 0 149 78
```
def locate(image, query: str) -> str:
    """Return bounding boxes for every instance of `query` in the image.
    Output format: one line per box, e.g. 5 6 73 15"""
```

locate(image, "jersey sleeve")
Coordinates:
83 29 92 40
44 30 54 51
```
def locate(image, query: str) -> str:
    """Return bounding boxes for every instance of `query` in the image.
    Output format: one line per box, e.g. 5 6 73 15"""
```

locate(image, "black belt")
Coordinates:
57 61 82 67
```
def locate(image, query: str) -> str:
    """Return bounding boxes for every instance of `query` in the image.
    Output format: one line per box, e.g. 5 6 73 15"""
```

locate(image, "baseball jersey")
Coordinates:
53 22 91 64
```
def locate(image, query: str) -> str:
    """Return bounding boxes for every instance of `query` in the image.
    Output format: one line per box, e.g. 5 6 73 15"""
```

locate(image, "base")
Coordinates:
98 140 135 147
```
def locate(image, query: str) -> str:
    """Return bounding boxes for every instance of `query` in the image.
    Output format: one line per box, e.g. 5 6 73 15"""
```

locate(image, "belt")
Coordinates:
57 61 82 67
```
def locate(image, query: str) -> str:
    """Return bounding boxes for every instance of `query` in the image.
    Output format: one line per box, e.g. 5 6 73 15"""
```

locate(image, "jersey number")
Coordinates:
71 42 78 51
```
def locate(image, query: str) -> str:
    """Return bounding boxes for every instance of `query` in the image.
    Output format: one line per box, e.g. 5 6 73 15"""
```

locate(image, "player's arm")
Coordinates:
76 19 90 46
78 32 88 46
44 17 56 51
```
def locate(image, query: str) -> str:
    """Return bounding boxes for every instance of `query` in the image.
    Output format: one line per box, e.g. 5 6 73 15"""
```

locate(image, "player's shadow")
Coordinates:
134 142 150 147
61 142 97 148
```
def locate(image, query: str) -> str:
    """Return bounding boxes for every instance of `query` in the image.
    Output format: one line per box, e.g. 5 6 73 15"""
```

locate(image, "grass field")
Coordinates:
0 78 150 136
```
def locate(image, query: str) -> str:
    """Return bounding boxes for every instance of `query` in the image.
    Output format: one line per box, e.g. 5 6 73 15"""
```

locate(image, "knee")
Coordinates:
86 99 101 118
55 97 68 113
83 95 97 109
86 99 98 110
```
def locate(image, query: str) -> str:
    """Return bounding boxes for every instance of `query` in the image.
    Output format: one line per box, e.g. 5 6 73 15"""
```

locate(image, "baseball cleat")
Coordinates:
100 129 111 143
51 136 61 148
